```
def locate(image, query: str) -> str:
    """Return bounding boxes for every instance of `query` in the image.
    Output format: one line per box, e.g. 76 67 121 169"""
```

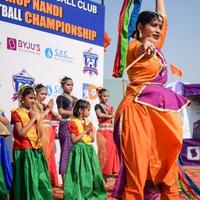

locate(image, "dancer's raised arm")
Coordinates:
156 0 166 16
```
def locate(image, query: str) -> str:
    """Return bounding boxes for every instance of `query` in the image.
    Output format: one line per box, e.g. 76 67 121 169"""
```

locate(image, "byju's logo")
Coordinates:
187 146 200 160
44 47 74 63
7 37 40 54
7 37 17 50
83 48 98 76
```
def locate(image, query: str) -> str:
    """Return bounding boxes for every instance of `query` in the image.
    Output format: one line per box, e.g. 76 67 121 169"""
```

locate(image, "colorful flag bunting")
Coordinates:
112 0 142 78
104 32 111 51
170 64 183 77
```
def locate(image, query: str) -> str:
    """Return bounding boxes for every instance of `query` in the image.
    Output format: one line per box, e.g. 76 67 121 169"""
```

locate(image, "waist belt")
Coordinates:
61 118 71 122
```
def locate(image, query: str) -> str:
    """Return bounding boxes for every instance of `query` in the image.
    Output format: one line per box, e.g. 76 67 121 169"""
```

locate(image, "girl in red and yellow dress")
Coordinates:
64 99 106 200
11 84 53 200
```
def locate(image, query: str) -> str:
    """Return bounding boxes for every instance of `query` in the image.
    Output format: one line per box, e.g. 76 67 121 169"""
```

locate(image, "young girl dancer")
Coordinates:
64 99 106 200
0 108 13 200
11 84 53 200
34 83 60 187
95 88 119 182
56 76 77 183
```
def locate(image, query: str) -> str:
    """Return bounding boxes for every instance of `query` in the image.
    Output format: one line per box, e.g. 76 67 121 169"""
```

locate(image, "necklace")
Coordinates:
63 93 73 102
100 103 108 114
20 106 31 112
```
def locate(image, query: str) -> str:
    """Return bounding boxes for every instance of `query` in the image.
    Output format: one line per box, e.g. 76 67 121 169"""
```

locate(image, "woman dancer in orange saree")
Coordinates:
112 0 190 199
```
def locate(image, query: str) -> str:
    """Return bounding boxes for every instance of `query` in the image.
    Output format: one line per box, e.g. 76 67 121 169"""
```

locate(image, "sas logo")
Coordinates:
44 47 74 63
7 37 40 54
12 69 35 101
83 48 98 76
45 84 63 97
45 48 53 58
82 83 98 100
187 146 200 161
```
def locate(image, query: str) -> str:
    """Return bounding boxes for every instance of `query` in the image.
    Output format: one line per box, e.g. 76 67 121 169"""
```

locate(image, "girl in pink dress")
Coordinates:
95 88 119 182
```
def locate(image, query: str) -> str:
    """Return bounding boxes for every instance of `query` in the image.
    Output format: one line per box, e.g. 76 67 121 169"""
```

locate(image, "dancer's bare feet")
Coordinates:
103 174 108 184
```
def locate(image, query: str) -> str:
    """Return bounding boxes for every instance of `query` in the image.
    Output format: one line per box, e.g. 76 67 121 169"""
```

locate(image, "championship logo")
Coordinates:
12 69 35 101
83 48 98 76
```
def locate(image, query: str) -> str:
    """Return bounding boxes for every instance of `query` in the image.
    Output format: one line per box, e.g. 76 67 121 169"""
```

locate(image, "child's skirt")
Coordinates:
0 165 7 200
0 136 13 191
12 148 53 200
64 142 106 200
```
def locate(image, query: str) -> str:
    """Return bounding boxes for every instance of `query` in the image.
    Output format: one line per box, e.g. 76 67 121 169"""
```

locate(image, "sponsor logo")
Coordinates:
187 146 200 160
12 69 35 101
82 83 98 100
44 47 74 63
7 37 40 55
7 38 17 50
83 48 98 76
45 48 53 58
45 84 63 97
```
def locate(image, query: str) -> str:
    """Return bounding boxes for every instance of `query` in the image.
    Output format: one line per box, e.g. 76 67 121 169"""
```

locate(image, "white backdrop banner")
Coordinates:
0 0 105 115
0 0 105 182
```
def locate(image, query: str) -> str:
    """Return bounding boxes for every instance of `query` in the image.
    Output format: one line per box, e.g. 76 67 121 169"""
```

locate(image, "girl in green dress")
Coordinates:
64 99 106 200
11 84 53 200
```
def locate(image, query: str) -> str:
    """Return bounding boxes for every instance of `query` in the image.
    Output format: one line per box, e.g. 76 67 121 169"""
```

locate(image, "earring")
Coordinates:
20 98 24 104
139 30 142 39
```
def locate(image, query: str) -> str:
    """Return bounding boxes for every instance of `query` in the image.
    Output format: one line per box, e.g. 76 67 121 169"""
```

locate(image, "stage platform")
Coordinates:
53 167 200 199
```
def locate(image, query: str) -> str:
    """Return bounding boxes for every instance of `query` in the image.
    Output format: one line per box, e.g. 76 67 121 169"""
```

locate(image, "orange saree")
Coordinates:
112 17 190 200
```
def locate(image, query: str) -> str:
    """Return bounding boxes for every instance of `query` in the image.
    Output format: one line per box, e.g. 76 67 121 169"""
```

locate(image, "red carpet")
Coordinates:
53 167 200 199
